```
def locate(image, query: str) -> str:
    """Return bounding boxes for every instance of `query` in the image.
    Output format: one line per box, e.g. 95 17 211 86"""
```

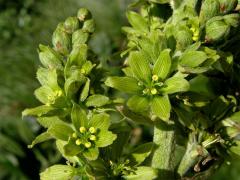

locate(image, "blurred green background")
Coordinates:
0 0 239 179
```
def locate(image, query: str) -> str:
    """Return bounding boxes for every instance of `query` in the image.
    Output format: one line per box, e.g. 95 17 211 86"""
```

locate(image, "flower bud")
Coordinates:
64 17 79 34
223 14 240 28
84 142 91 148
82 19 95 33
38 44 62 69
79 126 86 133
77 8 92 22
89 127 96 134
175 29 192 50
205 18 230 42
52 23 71 55
72 29 89 47
219 0 238 14
199 0 220 24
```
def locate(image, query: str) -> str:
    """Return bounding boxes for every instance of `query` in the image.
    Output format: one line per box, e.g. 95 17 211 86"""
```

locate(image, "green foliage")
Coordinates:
20 0 240 179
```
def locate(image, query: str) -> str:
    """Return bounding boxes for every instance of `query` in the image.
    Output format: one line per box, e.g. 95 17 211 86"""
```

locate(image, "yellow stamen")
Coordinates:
72 132 77 138
89 135 96 141
84 142 91 148
89 127 96 134
152 75 159 81
151 88 157 95
79 126 86 133
75 139 81 145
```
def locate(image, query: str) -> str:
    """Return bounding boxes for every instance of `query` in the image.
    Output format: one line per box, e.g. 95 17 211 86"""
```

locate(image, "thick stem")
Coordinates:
152 120 176 179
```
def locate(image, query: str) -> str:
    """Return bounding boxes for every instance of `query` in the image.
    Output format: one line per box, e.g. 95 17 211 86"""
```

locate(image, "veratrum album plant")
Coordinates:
23 0 240 179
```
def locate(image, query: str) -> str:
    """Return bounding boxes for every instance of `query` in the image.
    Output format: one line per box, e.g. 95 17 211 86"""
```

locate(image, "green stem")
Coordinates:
152 120 176 179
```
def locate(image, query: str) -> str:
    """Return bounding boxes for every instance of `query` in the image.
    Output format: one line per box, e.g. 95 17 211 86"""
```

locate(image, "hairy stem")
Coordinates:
152 120 176 179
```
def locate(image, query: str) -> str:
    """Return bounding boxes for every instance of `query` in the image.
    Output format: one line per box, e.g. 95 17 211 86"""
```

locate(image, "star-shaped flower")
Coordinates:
105 49 189 120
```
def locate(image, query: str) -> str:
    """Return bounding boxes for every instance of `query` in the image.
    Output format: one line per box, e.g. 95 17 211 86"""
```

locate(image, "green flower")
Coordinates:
105 49 189 120
60 103 117 160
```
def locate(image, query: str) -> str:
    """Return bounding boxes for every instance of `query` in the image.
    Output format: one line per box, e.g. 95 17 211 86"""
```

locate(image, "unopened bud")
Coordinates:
219 0 237 14
77 8 91 22
72 29 89 47
82 19 95 33
64 17 79 34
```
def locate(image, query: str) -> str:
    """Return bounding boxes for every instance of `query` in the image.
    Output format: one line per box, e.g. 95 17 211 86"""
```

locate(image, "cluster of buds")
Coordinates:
72 126 97 149
52 8 94 55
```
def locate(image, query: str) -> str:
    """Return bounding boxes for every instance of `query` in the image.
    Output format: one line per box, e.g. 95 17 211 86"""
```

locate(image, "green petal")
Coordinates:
37 116 66 128
83 147 99 161
22 105 56 117
153 49 171 80
85 94 110 107
128 51 151 82
37 68 59 90
28 132 52 148
40 165 76 180
89 113 110 130
126 11 148 32
123 166 158 180
63 141 82 156
151 95 171 121
127 95 149 113
48 124 73 141
71 103 88 130
180 50 208 68
34 86 54 104
96 130 117 147
105 76 141 94
160 77 189 94
80 78 90 102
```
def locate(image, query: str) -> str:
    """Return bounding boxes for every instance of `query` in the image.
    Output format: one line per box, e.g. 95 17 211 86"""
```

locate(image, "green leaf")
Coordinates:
105 76 141 94
127 95 149 113
200 0 220 23
80 78 90 102
48 124 73 141
151 95 171 120
180 51 208 68
128 51 151 82
71 103 88 129
96 130 117 147
28 132 52 148
37 68 59 90
63 141 82 156
37 116 65 128
123 166 158 180
130 142 154 165
22 105 56 117
126 11 148 32
89 113 110 130
189 75 215 97
160 77 189 94
153 49 171 80
40 165 76 180
83 147 99 161
85 94 109 107
82 61 95 75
